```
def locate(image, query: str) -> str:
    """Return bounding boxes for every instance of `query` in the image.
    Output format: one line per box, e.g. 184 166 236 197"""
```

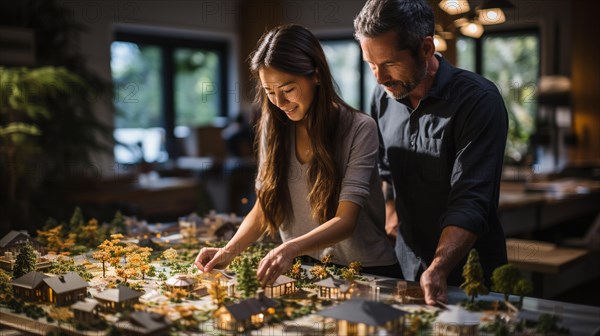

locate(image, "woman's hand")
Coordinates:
256 244 297 287
194 247 236 272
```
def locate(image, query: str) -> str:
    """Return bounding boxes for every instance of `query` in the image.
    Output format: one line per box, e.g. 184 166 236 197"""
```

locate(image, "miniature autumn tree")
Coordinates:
162 248 178 266
209 273 227 306
460 249 489 303
237 254 259 298
93 239 113 277
13 240 37 278
309 264 329 280
37 225 76 254
491 263 522 302
341 261 362 281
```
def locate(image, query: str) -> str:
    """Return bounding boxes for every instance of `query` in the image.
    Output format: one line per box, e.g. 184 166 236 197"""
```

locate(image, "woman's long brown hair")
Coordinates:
249 24 355 237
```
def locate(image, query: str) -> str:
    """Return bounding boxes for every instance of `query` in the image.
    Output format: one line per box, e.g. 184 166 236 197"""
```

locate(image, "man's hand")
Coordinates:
421 225 477 305
420 266 448 305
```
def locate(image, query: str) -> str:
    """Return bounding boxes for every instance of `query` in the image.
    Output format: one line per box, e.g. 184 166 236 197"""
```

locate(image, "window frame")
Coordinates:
112 31 229 159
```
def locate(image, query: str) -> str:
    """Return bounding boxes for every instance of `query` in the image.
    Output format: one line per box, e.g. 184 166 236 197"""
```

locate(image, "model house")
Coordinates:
317 299 407 336
71 298 101 325
314 277 352 300
94 285 143 312
0 231 45 255
42 272 88 306
115 311 170 336
213 292 277 332
264 274 296 298
11 271 49 301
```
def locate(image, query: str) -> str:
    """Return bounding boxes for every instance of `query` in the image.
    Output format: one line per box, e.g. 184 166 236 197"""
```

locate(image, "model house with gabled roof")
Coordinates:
71 298 101 325
94 285 143 312
317 298 407 336
213 292 278 332
264 274 296 298
314 277 353 300
0 230 45 255
115 311 171 336
42 272 88 306
12 271 49 301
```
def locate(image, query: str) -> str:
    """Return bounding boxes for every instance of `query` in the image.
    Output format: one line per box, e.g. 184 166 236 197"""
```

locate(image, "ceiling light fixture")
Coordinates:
439 0 470 15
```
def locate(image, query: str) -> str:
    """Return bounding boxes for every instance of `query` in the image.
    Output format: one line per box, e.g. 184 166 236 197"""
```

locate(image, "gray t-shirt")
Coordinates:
257 108 397 267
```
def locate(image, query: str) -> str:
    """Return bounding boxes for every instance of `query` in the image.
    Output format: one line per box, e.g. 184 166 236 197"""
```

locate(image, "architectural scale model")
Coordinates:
0 210 571 335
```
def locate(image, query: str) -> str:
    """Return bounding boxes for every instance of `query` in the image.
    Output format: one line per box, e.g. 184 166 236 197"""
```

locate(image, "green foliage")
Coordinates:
236 254 259 298
48 257 93 281
111 210 127 234
0 269 13 299
536 314 569 335
13 240 37 278
460 249 489 303
491 263 531 302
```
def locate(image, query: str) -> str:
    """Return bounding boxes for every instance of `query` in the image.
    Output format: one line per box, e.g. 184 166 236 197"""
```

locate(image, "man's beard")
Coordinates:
383 57 428 100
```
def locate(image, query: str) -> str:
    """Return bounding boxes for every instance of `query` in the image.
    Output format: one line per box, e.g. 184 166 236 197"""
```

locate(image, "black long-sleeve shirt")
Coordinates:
371 54 508 285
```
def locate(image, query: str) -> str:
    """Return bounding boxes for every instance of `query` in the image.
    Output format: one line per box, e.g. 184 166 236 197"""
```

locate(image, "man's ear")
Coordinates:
422 36 435 58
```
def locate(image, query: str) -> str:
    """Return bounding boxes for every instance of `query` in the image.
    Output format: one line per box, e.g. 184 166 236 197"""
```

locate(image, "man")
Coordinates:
354 0 508 305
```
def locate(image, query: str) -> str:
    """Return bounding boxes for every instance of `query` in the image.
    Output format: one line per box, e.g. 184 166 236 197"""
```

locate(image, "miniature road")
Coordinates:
0 310 57 335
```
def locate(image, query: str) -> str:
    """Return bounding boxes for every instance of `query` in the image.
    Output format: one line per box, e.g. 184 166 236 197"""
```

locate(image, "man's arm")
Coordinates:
383 181 398 240
420 225 477 305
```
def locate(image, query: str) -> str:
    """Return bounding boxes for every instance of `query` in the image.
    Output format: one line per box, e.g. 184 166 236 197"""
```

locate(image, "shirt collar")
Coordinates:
425 53 454 100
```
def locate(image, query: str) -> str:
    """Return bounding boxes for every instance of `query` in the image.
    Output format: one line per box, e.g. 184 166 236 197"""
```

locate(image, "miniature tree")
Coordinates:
48 256 93 281
37 225 76 254
162 248 178 265
0 269 13 299
92 239 113 277
209 273 227 306
513 277 533 308
341 261 362 281
460 249 489 303
491 263 522 301
111 210 127 234
13 240 37 278
67 206 85 234
236 254 259 298
309 264 329 280
79 218 99 247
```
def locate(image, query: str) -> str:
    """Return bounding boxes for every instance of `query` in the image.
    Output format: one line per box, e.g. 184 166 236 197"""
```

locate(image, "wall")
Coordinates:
570 0 600 163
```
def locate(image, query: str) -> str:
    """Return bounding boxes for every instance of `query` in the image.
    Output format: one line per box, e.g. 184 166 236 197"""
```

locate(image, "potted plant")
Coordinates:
0 66 111 234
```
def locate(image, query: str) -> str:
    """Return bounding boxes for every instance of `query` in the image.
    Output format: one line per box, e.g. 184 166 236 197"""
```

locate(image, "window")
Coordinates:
320 39 378 112
457 30 540 164
111 32 228 164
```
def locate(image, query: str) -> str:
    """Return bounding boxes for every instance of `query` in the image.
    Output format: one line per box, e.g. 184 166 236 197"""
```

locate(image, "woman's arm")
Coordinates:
256 200 361 286
194 200 265 272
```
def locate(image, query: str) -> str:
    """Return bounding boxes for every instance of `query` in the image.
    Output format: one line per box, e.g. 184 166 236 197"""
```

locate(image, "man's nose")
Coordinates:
373 66 390 85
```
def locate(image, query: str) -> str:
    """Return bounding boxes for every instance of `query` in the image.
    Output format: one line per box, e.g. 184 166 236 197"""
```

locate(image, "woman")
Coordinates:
194 24 400 286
